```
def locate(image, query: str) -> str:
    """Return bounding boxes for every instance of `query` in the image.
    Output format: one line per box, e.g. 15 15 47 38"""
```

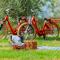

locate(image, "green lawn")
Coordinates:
0 37 60 60
0 49 60 60
36 37 60 46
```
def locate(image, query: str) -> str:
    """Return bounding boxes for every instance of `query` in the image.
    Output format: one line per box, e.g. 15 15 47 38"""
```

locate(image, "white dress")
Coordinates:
10 35 24 46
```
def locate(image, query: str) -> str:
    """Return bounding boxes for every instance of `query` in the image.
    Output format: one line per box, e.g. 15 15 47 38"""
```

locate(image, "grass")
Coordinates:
0 49 60 60
0 37 60 60
36 36 60 46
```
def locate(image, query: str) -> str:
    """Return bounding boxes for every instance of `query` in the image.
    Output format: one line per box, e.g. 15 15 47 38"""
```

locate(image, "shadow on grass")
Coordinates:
35 36 60 41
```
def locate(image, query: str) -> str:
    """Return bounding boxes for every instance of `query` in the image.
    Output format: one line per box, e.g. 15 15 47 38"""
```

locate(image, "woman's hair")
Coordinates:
18 17 21 21
44 18 48 21
18 16 27 22
44 18 52 23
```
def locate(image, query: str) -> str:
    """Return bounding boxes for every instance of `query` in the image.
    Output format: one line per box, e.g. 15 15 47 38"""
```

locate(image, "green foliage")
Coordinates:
0 0 59 18
0 0 41 18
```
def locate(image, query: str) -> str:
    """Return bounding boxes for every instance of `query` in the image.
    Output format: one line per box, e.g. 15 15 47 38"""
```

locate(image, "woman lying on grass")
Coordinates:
9 35 25 49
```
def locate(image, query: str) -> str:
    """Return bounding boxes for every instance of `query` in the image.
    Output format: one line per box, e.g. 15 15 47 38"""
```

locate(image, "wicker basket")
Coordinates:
13 45 25 49
24 40 37 49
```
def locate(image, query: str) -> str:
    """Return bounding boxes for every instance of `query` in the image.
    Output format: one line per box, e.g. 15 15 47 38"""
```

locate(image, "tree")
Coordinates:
0 0 59 19
0 0 44 18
